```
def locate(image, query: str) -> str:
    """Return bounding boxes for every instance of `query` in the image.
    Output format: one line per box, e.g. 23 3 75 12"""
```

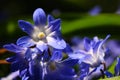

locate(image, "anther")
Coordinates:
38 32 46 39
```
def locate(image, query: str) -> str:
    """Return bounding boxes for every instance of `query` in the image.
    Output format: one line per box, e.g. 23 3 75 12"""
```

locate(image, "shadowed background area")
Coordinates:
0 0 120 78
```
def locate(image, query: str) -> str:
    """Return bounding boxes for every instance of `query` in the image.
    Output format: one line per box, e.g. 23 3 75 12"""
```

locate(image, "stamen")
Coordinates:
37 32 46 39
101 62 106 71
100 69 105 79
100 62 106 79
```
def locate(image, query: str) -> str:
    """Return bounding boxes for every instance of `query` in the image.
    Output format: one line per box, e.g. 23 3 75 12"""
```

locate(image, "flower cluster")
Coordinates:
2 8 120 80
3 8 76 80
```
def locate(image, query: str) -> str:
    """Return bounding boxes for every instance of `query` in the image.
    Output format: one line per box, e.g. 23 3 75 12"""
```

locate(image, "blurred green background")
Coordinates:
0 0 120 78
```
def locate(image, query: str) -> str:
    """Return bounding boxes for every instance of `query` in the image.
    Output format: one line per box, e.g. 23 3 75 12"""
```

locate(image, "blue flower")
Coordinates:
69 35 110 80
17 8 66 53
69 35 110 67
88 5 101 16
16 8 68 62
106 40 120 58
116 6 120 14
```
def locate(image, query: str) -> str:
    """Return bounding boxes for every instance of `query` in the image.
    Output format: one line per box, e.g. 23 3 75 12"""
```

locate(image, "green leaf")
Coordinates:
108 60 117 75
62 14 120 34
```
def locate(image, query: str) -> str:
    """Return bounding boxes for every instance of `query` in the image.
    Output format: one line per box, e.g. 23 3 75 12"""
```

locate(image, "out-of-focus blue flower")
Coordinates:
51 9 61 17
69 35 110 67
105 40 120 67
116 6 120 14
88 5 101 16
17 8 66 53
71 37 84 51
114 57 120 76
106 40 120 57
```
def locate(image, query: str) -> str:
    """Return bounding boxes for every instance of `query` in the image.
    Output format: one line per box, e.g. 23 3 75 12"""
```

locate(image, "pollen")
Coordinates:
38 32 46 39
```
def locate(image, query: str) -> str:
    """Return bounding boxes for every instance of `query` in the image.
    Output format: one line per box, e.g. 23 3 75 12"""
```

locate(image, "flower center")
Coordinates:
37 32 46 39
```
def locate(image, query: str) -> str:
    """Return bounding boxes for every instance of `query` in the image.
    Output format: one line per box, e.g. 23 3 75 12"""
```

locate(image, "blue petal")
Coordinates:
6 56 16 62
51 50 62 61
93 41 101 53
29 61 43 80
3 44 24 53
18 20 33 35
47 37 66 49
17 36 35 47
80 62 90 73
46 61 76 80
60 66 76 76
22 72 29 80
11 62 20 72
92 36 99 47
20 69 27 77
47 31 62 40
11 60 27 72
93 35 110 53
49 19 61 31
36 41 48 52
115 57 120 76
68 50 86 62
47 15 54 23
84 37 91 51
33 8 46 26
79 73 87 80
20 69 30 80
69 50 94 65
104 71 113 78
63 44 73 53
79 63 90 80
62 59 78 67
25 48 40 61
42 50 50 61
71 37 81 46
